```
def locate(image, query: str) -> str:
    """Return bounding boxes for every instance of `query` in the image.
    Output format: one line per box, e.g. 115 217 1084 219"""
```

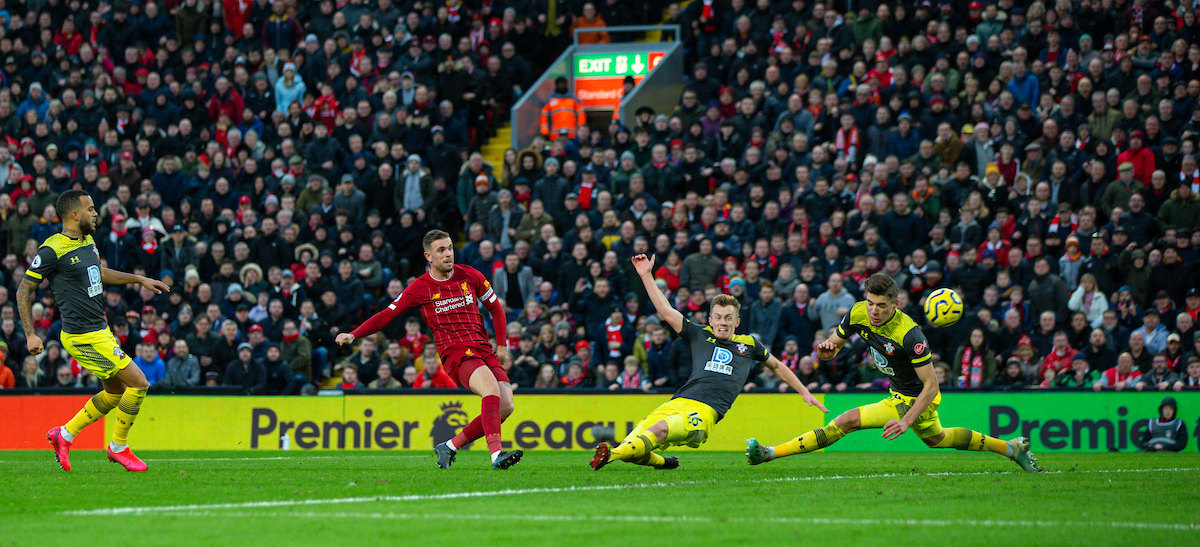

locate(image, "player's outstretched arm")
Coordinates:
101 266 170 294
765 355 829 413
337 302 405 346
632 254 684 334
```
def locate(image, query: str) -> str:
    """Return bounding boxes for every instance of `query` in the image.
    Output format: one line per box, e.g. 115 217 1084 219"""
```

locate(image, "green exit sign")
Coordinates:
575 52 661 77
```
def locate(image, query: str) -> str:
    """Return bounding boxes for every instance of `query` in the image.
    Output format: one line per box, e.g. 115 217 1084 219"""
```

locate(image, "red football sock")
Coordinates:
481 395 503 455
452 417 484 448
450 396 508 451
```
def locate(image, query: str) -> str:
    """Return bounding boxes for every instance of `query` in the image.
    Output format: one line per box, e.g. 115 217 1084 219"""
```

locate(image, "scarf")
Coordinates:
142 237 158 255
835 126 859 161
620 371 643 389
283 331 300 343
1183 168 1200 193
578 179 595 209
605 317 624 358
1049 212 1077 235
960 347 984 387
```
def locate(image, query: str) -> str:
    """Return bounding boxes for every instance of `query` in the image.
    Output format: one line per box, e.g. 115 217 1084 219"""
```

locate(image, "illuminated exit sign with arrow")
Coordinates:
573 51 665 109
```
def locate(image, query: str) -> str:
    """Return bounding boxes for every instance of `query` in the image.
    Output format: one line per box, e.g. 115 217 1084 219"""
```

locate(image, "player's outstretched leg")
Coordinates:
923 428 1043 472
49 390 122 471
751 420 850 464
593 422 672 470
750 408 861 465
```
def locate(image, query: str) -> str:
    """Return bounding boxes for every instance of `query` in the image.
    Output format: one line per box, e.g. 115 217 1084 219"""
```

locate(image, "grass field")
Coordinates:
1 449 1197 546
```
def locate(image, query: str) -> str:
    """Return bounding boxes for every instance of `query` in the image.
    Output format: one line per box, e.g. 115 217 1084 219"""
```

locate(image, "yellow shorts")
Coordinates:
858 390 944 439
630 398 719 449
60 328 133 381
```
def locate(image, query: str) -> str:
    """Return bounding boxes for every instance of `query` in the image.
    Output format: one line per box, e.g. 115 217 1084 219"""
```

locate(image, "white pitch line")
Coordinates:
62 466 1200 517
158 510 1200 533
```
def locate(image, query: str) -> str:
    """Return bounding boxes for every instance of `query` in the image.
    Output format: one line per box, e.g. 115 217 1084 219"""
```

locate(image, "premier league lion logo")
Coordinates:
430 401 472 449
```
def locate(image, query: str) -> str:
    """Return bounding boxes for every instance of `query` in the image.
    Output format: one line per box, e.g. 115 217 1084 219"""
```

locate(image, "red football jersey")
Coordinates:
387 265 498 353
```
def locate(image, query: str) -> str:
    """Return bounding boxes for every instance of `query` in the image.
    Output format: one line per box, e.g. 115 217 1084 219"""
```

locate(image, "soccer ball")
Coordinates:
924 288 963 327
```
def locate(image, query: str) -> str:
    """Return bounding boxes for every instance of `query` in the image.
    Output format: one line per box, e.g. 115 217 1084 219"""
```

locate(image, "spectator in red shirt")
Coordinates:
1040 331 1077 377
1093 352 1143 391
412 345 456 388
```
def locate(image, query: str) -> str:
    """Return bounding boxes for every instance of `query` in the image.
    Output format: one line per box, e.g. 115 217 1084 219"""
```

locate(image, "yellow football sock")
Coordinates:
611 432 660 463
932 427 1010 455
110 387 148 446
65 391 122 437
631 451 668 468
773 421 846 458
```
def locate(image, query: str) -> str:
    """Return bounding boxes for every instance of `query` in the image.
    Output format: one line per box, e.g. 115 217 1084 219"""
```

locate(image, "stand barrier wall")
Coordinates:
2 392 1193 453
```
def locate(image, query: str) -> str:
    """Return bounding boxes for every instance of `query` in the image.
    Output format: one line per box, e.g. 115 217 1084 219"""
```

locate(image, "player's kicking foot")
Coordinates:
106 446 148 472
655 456 679 470
745 438 774 466
492 450 523 470
434 441 457 470
47 427 72 471
1007 437 1043 473
589 443 612 470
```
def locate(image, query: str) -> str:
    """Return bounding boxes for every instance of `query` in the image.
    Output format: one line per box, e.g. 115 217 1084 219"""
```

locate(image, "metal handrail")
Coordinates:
573 24 682 44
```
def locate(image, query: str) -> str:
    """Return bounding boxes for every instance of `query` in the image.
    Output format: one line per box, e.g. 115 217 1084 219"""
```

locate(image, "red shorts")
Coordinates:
442 346 510 388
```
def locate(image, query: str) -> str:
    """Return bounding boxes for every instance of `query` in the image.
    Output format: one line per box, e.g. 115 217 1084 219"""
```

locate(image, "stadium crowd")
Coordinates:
0 0 1198 397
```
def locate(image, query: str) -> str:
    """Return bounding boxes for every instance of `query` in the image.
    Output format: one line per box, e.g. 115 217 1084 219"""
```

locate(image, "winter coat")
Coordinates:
1068 287 1110 328
1157 191 1200 229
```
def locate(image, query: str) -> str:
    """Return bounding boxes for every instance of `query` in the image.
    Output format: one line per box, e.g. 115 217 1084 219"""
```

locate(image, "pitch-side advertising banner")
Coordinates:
1 393 1193 452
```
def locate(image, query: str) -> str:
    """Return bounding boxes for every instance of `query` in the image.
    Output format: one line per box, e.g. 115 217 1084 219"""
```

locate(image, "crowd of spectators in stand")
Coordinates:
0 0 1198 396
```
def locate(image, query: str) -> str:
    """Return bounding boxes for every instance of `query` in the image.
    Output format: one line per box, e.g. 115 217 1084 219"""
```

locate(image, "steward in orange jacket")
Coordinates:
540 77 587 140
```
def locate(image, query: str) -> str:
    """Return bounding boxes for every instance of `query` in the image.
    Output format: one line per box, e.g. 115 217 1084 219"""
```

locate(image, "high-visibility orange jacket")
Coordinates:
540 95 587 139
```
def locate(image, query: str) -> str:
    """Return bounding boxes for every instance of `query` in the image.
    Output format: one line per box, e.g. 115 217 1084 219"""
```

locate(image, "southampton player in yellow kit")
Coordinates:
24 190 171 472
590 253 828 470
746 273 1042 472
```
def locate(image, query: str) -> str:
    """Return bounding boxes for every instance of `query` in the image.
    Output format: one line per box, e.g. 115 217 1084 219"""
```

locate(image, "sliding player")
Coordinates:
336 230 521 470
590 253 828 470
746 273 1042 472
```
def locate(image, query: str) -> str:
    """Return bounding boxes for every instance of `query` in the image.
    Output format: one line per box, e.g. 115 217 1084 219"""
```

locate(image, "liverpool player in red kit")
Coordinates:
336 230 521 470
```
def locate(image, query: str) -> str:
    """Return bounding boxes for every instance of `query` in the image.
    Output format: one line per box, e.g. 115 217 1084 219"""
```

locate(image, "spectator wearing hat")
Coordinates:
224 341 267 394
1134 397 1188 452
1100 162 1144 218
333 173 367 224
1157 181 1200 230
1113 244 1152 307
160 224 196 277
1132 307 1170 354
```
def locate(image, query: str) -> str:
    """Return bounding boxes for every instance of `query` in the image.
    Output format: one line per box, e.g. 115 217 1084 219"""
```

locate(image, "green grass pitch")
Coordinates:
1 450 1197 546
